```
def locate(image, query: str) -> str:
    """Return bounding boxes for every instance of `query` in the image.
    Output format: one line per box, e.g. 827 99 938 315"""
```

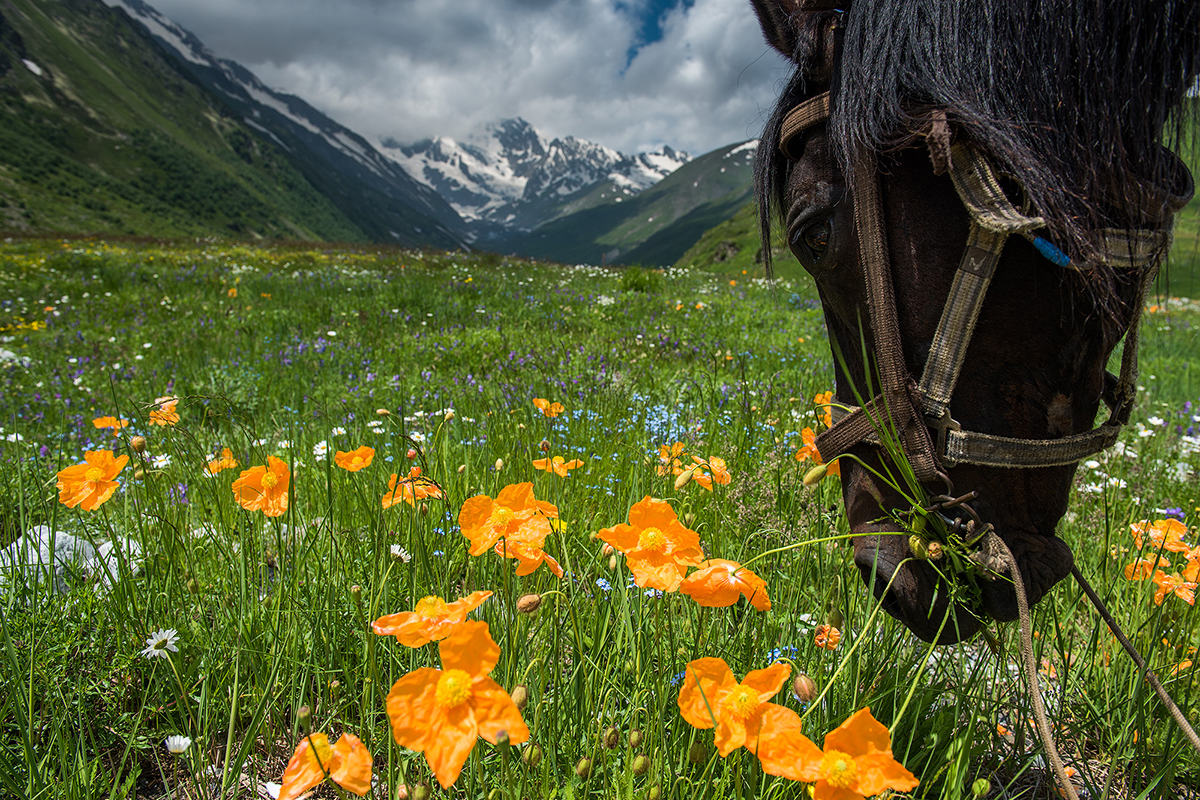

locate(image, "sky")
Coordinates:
138 0 794 157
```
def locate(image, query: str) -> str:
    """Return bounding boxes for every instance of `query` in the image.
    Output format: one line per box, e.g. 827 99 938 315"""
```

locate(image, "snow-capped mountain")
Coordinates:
383 119 690 231
104 0 469 246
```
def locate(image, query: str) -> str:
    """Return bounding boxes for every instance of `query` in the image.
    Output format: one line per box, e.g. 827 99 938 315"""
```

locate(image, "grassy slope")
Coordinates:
0 0 364 241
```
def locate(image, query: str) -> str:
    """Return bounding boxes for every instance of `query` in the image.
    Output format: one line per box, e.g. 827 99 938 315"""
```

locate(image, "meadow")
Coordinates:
0 237 1199 800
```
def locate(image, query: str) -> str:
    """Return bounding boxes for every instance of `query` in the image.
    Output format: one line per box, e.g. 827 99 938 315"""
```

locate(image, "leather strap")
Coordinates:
779 92 830 159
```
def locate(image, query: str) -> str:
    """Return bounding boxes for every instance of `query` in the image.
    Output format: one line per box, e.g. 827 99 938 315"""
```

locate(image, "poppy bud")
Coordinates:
601 543 614 557
457 464 466 474
406 448 418 459
350 585 363 613
329 679 340 699
803 464 828 486
495 458 504 471
608 554 618 571
376 408 391 416
496 730 510 747
688 741 708 764
629 729 643 749
575 757 592 779
517 594 542 614
522 744 542 767
510 684 529 711
972 778 991 798
419 503 429 516
674 467 695 489
186 577 199 594
134 468 145 479
518 423 526 430
130 435 147 453
683 513 696 528
927 540 944 560
412 783 431 800
539 439 551 453
631 755 650 776
792 673 817 703
395 783 409 800
647 784 662 800
603 726 620 749
909 535 931 560
297 705 311 733
443 410 455 421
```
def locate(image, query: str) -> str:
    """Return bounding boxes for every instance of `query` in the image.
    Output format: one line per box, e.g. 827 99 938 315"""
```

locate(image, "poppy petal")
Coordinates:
329 733 373 796
742 662 790 703
439 620 500 676
854 750 920 796
386 668 440 752
823 707 892 759
471 676 530 745
678 657 736 729
279 733 336 800
425 703 478 789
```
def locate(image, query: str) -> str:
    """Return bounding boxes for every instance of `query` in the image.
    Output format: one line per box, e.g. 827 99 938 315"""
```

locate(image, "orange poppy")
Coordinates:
205 447 239 475
386 621 529 788
149 396 180 426
1131 519 1191 554
1152 570 1197 606
373 591 493 647
494 537 564 577
56 450 129 511
532 398 564 418
91 416 129 437
278 731 372 800
690 456 731 491
335 446 375 472
459 483 557 556
795 427 840 478
1125 555 1172 581
656 442 688 476
597 496 705 591
1184 548 1200 582
382 466 444 508
813 391 834 429
755 707 919 797
677 657 797 757
532 456 584 477
231 456 290 517
680 559 770 611
814 624 841 650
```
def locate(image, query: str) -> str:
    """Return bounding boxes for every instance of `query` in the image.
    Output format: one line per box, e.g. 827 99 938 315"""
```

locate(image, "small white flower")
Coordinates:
252 438 268 446
409 432 426 443
367 420 384 429
1084 460 1101 470
151 454 172 469
312 440 328 461
4 433 23 443
278 440 291 449
142 628 179 660
165 735 192 754
1148 416 1166 427
390 544 412 563
331 426 347 436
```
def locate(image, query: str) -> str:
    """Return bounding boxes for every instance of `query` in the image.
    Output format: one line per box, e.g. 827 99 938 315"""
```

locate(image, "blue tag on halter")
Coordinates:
1031 236 1071 267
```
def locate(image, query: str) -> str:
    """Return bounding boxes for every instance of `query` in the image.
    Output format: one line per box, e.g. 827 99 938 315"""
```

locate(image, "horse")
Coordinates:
751 0 1198 645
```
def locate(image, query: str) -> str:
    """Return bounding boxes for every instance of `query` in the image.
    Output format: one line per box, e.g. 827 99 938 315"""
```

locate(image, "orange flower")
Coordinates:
795 427 840 478
677 657 798 757
205 447 239 475
755 708 919 797
56 450 129 511
680 559 770 611
149 396 180 426
690 456 731 491
1131 519 1191 554
598 496 705 591
458 483 557 556
232 456 290 517
335 446 375 472
814 624 841 650
386 621 529 788
1152 570 1197 606
532 398 564 418
278 731 372 800
494 538 564 577
656 442 688 476
91 416 129 437
373 591 493 647
813 391 834 429
382 466 444 508
1125 555 1172 581
532 455 584 477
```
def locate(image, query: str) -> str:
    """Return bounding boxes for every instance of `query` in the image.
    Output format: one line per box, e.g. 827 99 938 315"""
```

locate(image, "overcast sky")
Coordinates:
138 0 792 156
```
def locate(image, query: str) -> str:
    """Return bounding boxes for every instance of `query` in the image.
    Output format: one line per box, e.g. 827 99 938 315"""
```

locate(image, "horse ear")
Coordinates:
749 0 847 61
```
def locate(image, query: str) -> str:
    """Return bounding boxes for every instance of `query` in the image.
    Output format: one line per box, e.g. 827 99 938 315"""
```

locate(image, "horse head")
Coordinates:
752 0 1198 643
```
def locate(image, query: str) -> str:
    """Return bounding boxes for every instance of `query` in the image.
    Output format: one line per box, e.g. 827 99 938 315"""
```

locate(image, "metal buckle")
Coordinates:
926 407 961 467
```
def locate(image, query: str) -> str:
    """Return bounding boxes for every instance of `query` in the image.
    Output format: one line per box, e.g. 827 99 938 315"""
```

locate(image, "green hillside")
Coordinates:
0 0 365 240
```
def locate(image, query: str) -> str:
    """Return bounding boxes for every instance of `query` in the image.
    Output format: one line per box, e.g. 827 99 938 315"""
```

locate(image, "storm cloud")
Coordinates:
137 0 792 155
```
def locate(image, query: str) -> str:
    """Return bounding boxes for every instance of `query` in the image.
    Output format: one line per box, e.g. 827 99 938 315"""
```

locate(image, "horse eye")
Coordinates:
792 218 832 268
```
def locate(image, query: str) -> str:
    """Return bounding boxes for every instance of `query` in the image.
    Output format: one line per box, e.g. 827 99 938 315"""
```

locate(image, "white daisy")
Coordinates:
151 453 172 469
142 628 180 660
390 544 412 563
331 426 347 436
165 735 192 754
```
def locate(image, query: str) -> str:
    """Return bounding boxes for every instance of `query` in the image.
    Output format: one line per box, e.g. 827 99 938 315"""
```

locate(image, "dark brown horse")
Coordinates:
752 0 1198 643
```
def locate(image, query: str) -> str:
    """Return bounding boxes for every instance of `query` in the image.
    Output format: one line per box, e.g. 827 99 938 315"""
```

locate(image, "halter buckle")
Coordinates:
925 407 961 467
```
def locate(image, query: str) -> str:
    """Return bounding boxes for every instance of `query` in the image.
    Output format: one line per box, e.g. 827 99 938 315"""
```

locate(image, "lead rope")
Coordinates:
988 532 1200 800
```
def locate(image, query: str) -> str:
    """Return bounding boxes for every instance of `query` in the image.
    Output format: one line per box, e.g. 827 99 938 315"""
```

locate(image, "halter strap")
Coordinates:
779 92 831 158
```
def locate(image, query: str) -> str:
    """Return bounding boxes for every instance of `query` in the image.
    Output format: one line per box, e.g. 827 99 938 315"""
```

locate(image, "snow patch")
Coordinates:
21 59 42 77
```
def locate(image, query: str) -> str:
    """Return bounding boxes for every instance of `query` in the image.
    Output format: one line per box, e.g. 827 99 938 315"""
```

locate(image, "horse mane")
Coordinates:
756 0 1200 282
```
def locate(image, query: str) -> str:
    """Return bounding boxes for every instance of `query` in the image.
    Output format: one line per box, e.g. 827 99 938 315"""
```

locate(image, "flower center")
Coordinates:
435 669 473 708
351 456 364 468
820 750 858 789
637 526 667 551
491 506 516 531
724 685 760 720
85 467 104 482
414 595 446 617
261 471 278 488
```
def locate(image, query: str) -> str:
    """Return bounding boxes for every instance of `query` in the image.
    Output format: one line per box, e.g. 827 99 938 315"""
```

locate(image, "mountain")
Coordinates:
495 140 758 266
103 0 467 247
385 119 690 236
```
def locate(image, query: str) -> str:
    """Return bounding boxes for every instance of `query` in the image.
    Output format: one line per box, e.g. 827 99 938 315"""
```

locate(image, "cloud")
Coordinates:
139 0 792 155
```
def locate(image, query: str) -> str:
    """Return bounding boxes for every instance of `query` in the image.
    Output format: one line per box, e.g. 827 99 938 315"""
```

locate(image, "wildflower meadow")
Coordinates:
1 238 1199 799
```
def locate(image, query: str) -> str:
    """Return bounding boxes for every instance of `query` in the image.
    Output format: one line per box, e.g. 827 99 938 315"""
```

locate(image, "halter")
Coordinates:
778 90 1193 482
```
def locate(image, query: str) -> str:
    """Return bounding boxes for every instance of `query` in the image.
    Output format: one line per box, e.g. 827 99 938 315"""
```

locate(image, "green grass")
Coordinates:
0 239 1199 799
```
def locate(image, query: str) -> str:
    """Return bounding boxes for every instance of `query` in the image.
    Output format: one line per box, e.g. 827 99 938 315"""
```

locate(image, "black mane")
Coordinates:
757 0 1200 274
